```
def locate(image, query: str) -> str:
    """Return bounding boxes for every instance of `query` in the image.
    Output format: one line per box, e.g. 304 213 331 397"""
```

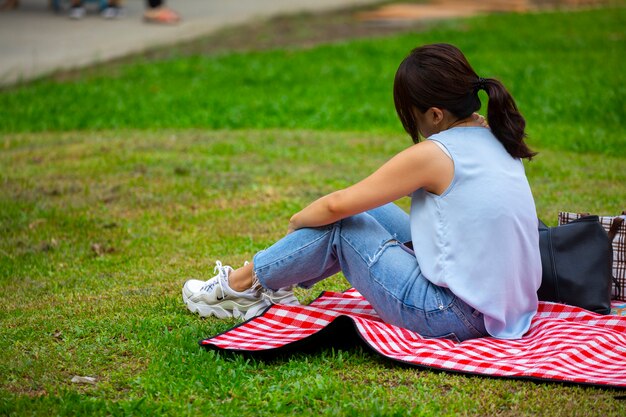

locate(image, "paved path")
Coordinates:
0 0 383 86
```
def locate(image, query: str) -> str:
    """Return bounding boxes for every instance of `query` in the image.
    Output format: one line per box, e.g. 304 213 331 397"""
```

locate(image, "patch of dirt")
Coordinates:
128 3 439 61
52 0 618 80
357 0 614 21
146 0 617 57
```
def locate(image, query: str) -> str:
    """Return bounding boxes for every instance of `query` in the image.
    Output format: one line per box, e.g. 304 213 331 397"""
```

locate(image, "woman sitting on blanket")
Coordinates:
183 43 542 341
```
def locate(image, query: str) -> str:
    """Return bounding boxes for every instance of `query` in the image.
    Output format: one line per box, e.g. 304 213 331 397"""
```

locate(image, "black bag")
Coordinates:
537 215 613 314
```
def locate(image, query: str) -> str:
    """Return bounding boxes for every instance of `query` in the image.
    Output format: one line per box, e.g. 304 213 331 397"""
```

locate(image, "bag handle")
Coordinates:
608 216 624 242
608 212 625 299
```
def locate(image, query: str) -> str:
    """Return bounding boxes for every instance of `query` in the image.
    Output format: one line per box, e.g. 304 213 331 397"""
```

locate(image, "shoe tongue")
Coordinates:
218 266 232 279
219 273 235 295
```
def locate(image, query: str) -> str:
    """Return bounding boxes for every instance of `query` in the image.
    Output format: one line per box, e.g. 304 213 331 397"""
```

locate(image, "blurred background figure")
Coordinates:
143 0 180 24
0 0 18 9
67 0 180 22
69 0 123 19
68 0 180 22
0 0 180 23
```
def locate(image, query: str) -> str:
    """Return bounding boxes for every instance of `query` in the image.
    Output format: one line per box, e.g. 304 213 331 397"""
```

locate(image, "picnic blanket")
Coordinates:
201 289 626 388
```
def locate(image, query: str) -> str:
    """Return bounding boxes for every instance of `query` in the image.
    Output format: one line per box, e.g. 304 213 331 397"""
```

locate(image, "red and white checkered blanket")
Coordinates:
201 289 626 388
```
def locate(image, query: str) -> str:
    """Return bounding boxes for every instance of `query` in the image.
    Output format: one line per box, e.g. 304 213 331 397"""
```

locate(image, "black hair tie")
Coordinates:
477 77 487 91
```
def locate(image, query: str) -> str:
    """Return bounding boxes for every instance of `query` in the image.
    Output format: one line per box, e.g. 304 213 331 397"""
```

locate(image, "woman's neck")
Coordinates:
445 116 480 130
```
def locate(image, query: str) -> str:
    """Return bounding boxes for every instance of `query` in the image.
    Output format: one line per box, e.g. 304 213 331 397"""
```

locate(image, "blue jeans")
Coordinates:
253 203 488 342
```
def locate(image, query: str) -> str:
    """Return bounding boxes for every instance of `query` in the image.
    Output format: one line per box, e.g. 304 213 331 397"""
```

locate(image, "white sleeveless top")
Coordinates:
410 127 541 339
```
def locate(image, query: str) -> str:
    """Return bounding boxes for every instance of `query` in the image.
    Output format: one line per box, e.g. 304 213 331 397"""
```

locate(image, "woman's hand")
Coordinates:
472 112 489 128
286 197 332 235
287 218 297 235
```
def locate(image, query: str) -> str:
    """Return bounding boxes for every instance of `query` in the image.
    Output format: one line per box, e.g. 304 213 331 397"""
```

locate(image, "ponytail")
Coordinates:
394 44 537 160
479 78 537 160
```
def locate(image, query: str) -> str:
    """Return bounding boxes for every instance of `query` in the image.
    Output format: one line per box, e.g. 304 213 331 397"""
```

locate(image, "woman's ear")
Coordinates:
429 107 445 125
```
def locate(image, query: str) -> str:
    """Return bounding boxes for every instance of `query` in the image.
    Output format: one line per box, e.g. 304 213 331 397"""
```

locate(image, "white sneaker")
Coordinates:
183 260 301 320
182 261 267 319
69 6 86 19
262 287 300 306
236 288 299 320
242 260 299 307
101 6 124 19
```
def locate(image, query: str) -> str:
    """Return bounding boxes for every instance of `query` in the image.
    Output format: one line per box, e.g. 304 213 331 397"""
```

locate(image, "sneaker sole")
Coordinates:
182 289 267 319
266 293 300 305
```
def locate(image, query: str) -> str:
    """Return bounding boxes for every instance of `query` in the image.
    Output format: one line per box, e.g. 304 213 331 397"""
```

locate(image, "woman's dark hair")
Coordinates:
393 43 536 160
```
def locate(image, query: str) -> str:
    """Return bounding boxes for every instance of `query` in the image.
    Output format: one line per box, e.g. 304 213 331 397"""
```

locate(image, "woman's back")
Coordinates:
410 126 541 339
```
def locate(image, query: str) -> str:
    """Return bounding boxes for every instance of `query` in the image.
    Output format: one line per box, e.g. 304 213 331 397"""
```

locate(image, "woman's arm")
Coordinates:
288 140 453 233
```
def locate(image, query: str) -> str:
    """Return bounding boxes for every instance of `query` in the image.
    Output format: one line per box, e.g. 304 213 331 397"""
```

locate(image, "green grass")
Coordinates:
2 130 626 416
1 8 625 154
1 6 626 417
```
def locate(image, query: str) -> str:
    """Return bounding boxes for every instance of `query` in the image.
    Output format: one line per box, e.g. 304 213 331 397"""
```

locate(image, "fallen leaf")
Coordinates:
91 243 115 256
28 219 46 229
91 243 103 256
71 375 97 385
37 239 58 253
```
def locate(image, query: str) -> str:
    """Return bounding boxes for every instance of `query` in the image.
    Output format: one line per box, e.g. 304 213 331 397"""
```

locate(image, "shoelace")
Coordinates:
200 261 229 295
260 288 297 304
200 260 295 304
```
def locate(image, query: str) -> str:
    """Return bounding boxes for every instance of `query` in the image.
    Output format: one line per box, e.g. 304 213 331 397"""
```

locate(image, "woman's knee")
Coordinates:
336 213 390 246
365 204 411 242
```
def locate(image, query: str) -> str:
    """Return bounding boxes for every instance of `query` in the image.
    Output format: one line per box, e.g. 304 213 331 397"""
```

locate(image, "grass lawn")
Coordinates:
1 5 626 417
